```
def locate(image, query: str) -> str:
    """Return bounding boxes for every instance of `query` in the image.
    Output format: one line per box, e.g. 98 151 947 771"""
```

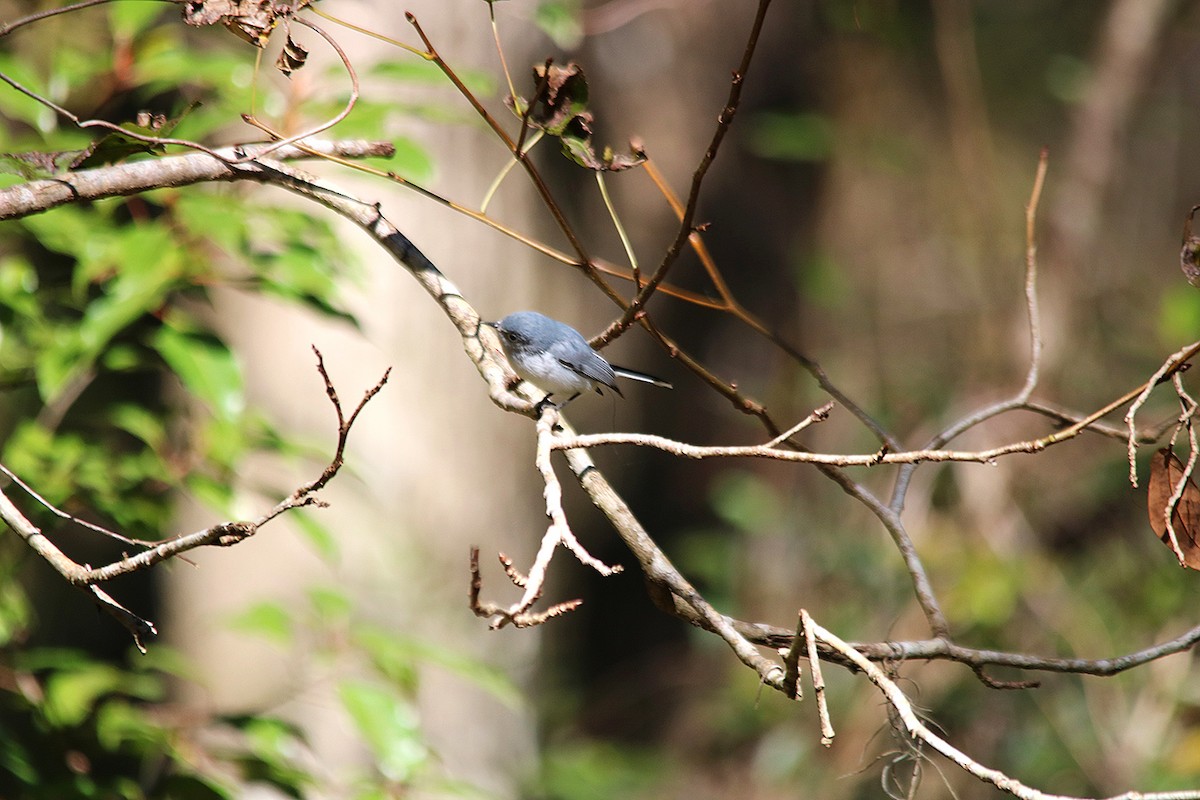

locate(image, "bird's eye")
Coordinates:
504 331 517 341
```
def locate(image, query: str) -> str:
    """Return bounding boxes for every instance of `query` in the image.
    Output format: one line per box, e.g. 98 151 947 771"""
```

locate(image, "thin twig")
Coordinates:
1159 376 1200 565
470 407 622 629
1017 147 1049 401
781 613 806 700
1126 340 1200 487
596 171 640 288
599 0 773 341
406 12 614 299
0 462 155 548
0 70 231 163
0 0 119 37
237 17 360 161
0 351 389 645
802 610 835 746
551 368 1169 465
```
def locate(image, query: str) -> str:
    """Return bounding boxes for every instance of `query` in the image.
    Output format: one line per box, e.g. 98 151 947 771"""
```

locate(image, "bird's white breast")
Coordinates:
512 350 594 396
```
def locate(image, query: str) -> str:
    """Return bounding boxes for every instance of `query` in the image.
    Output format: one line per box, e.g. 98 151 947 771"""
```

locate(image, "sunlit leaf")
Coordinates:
292 510 340 563
535 0 583 49
153 324 246 424
338 680 429 782
227 601 294 645
307 585 352 621
42 665 124 728
108 2 167 39
352 627 522 708
34 223 182 400
747 111 834 162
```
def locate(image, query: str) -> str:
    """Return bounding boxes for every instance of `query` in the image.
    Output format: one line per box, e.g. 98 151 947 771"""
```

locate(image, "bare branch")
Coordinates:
0 140 396 221
0 350 388 644
238 16 361 161
801 610 834 747
469 407 622 630
597 0 773 341
551 361 1186 467
1126 340 1200 487
1018 147 1049 401
810 614 1200 800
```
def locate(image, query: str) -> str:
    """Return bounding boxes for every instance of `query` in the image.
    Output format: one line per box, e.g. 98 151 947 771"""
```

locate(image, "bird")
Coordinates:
485 311 672 407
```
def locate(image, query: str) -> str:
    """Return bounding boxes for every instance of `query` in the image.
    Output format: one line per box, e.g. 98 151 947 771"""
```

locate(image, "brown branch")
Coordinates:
404 11 615 301
597 0 773 343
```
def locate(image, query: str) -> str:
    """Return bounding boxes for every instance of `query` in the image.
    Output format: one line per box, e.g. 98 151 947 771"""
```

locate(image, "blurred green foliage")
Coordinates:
0 3 512 798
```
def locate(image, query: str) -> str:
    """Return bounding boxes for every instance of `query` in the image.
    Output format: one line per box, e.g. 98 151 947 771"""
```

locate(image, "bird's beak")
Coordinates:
482 320 498 330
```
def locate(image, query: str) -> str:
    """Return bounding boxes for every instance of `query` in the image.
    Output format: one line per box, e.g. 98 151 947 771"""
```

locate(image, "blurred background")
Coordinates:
1 0 1200 798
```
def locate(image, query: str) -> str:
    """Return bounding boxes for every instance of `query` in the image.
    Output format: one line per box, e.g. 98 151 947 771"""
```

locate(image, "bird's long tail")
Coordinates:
612 366 673 389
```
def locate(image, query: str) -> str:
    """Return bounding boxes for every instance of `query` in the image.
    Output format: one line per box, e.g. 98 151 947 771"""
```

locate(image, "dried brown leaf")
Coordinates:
276 33 309 77
181 0 284 47
1147 448 1200 569
1182 206 1200 288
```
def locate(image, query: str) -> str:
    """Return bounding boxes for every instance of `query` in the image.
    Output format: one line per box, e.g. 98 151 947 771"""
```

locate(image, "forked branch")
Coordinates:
0 349 389 649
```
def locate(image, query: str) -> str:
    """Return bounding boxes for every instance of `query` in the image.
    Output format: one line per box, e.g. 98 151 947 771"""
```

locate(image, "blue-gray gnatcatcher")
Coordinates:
486 311 672 406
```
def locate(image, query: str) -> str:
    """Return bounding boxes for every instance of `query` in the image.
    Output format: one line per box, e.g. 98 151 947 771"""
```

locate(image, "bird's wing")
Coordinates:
558 350 620 395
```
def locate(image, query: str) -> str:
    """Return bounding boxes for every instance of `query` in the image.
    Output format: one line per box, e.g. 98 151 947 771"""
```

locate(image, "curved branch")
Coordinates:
0 140 395 221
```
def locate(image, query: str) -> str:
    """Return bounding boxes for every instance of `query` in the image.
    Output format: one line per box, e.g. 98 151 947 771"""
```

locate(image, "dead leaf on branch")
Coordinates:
1181 205 1200 288
0 108 191 178
510 62 646 172
1147 447 1200 569
276 33 309 77
181 0 307 47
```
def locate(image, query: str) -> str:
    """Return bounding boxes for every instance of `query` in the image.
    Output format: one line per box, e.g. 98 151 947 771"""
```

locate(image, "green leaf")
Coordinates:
0 255 41 318
33 222 182 401
383 135 433 182
746 111 834 162
338 680 429 782
175 192 249 255
95 699 162 751
709 470 781 535
108 2 168 39
353 626 522 708
236 717 313 797
367 60 496 96
107 403 168 450
42 665 124 728
152 324 245 424
538 741 665 800
19 204 109 261
0 54 53 130
535 0 583 49
0 577 31 648
1158 285 1200 345
307 585 352 623
291 510 340 563
186 472 235 515
227 601 294 645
